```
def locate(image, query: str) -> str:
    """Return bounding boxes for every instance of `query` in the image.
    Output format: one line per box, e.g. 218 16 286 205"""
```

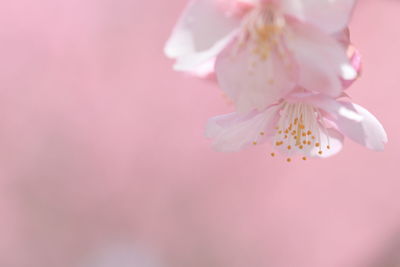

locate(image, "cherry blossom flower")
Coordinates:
165 0 358 112
205 92 387 161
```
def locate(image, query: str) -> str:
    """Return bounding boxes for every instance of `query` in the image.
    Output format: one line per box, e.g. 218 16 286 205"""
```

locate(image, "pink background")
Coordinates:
0 0 399 266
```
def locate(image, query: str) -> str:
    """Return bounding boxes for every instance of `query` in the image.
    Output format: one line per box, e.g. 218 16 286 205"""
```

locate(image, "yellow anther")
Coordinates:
284 135 288 139
327 145 331 150
260 132 265 136
315 143 320 147
284 130 289 134
287 145 292 150
302 157 307 161
307 131 312 135
299 125 305 130
278 130 282 134
286 158 292 163
271 152 275 157
303 140 307 145
307 141 312 145
299 145 304 149
318 151 323 155
302 133 306 137
312 136 316 140
291 131 296 135
253 141 257 145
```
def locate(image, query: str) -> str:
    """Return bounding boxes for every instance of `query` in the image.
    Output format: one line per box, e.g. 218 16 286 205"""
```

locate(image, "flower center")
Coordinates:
238 4 285 60
271 102 331 161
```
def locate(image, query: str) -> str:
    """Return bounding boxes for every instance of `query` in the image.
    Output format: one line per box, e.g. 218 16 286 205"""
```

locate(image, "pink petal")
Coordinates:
271 116 343 158
342 45 362 89
309 128 344 158
164 0 240 71
334 102 388 151
205 105 280 152
281 0 357 33
215 37 296 113
285 20 356 98
333 27 351 46
186 59 216 79
302 95 387 151
296 94 363 122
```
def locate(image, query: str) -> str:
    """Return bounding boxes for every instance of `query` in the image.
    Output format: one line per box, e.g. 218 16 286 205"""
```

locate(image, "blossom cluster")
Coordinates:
165 0 387 161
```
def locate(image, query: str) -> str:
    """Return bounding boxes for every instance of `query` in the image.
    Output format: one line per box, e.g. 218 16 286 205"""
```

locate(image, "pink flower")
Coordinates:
165 0 358 112
206 92 387 160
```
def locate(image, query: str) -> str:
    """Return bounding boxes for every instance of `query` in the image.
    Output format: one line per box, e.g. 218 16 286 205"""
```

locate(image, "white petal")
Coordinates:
309 128 344 158
164 0 240 71
304 95 387 151
334 102 388 151
172 31 237 72
182 58 216 78
205 106 280 152
280 0 357 33
341 64 357 80
215 38 296 113
299 94 363 121
272 114 343 158
285 21 355 98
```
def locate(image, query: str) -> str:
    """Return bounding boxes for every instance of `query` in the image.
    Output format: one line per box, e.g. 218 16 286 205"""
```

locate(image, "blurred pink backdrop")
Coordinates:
0 0 399 266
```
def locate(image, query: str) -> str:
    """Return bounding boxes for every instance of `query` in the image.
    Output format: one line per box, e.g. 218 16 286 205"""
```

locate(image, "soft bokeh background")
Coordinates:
0 0 399 266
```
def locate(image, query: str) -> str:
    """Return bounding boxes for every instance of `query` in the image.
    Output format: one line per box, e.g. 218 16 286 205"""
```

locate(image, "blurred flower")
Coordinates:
165 0 358 112
206 91 387 160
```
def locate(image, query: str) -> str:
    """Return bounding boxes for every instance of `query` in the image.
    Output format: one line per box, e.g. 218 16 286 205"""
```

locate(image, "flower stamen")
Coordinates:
272 102 332 160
